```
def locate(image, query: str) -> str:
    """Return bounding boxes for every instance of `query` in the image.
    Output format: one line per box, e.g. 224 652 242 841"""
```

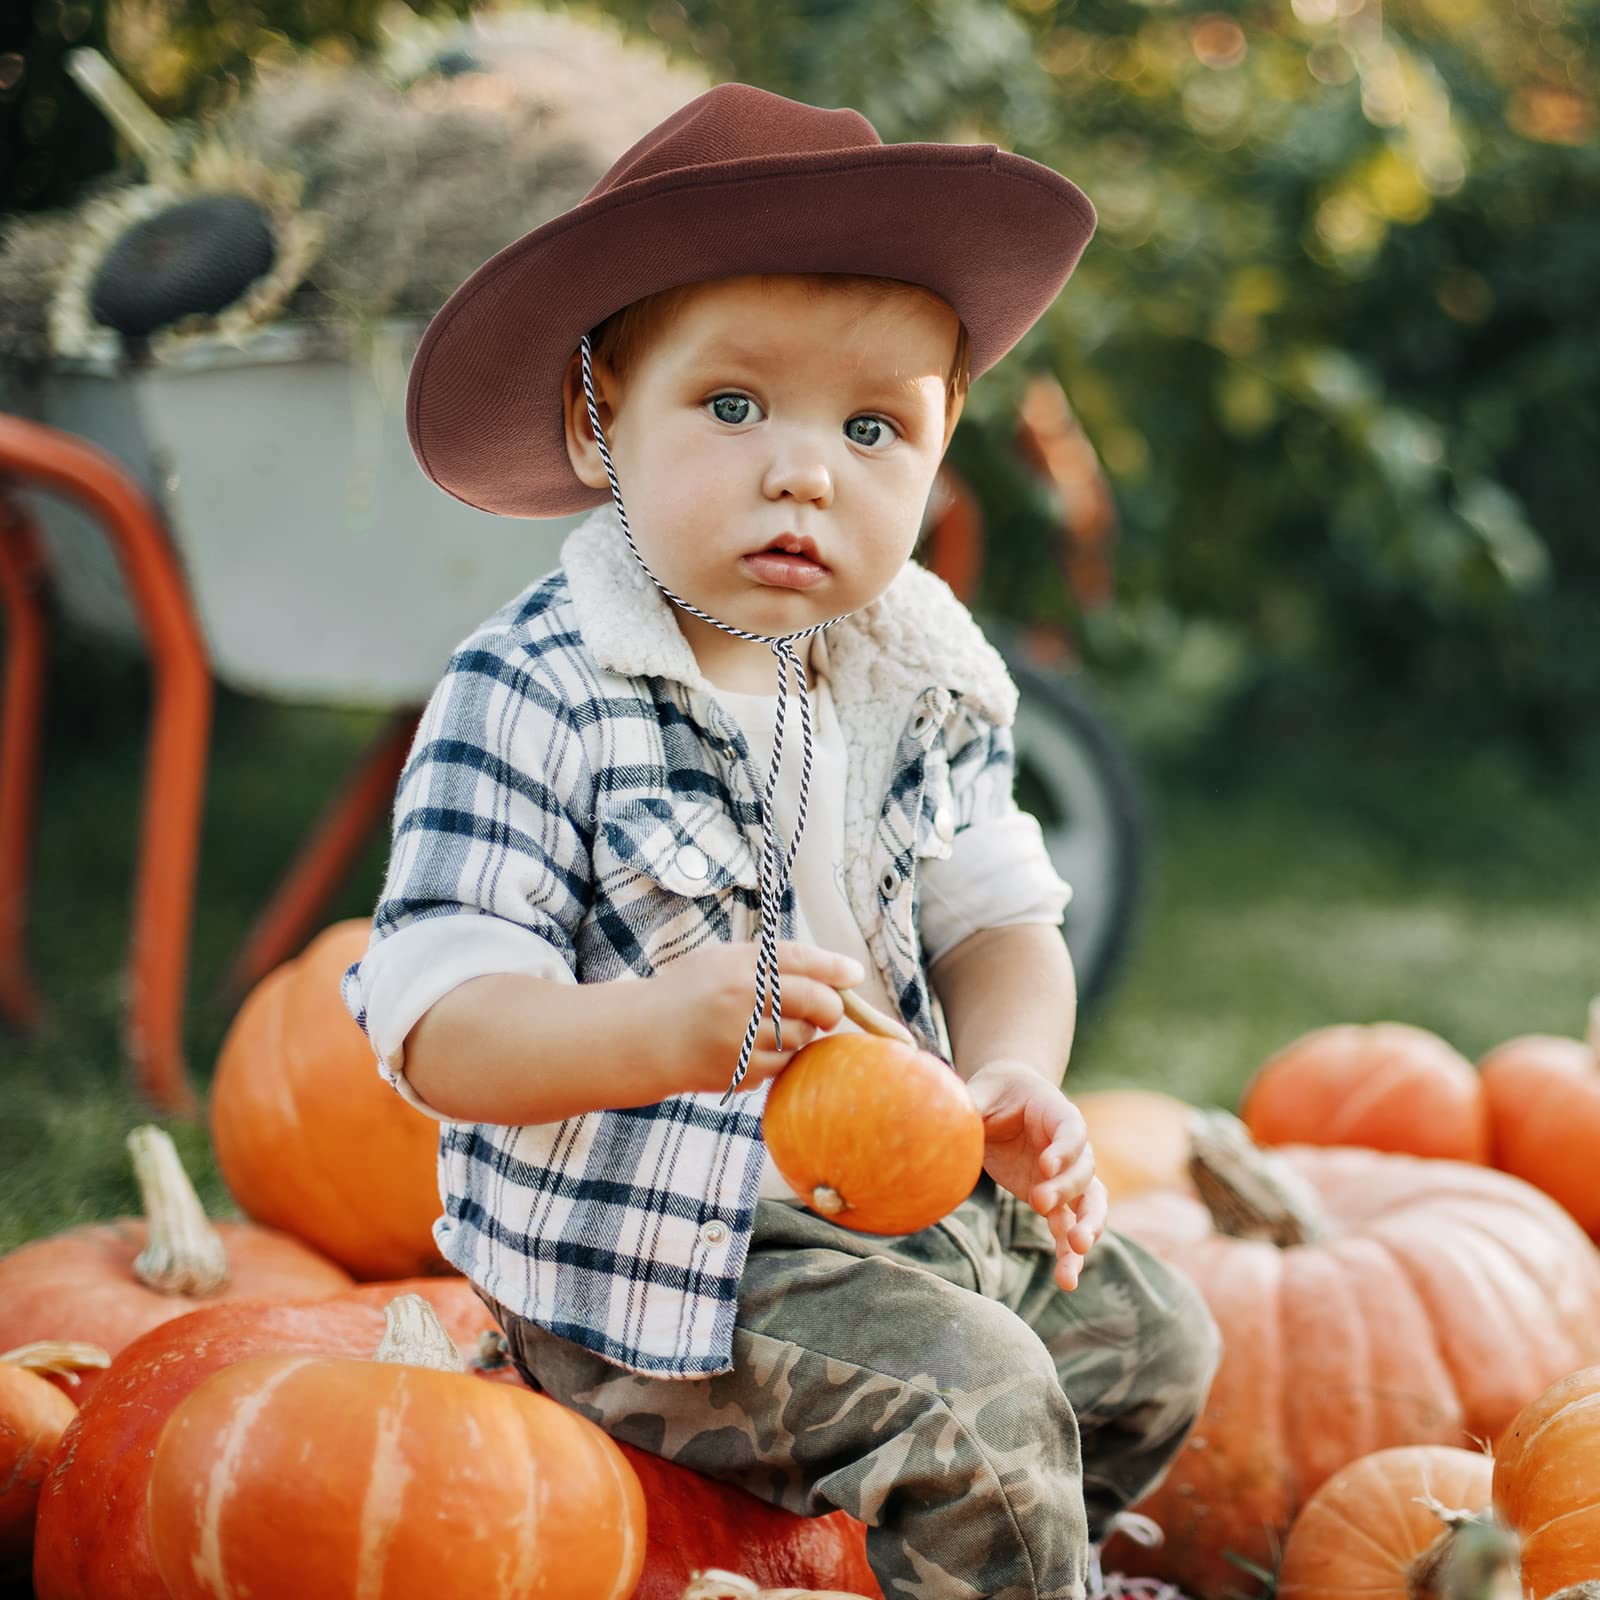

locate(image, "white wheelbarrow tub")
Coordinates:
18 317 584 712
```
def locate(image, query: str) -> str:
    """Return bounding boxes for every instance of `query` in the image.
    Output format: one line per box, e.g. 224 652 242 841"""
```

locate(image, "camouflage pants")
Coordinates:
477 1175 1220 1600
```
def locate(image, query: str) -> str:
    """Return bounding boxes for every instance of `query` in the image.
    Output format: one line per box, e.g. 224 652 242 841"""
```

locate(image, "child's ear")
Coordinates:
562 348 622 490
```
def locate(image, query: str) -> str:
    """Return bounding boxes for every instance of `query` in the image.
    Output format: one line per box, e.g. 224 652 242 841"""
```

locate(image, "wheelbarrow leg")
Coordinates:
0 415 211 1116
0 495 49 1034
218 708 418 1005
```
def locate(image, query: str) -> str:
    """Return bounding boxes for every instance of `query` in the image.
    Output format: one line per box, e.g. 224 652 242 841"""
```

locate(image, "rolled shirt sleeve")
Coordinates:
918 709 1073 970
340 625 595 1119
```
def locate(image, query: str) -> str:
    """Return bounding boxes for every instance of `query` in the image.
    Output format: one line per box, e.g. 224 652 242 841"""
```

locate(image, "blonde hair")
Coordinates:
586 272 971 424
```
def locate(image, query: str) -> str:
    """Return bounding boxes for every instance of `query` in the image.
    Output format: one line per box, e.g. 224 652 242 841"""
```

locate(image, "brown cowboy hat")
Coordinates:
405 81 1096 519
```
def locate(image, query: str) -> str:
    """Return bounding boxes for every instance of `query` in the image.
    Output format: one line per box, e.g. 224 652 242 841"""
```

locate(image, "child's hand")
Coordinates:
647 940 866 1098
965 1062 1108 1292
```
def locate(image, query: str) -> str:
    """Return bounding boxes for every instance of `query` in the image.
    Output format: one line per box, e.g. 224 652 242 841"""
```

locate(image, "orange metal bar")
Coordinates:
218 708 419 1006
0 414 211 1116
0 495 50 1034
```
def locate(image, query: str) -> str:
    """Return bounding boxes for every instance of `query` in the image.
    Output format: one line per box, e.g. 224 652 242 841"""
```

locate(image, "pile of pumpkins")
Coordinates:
2 916 1598 1599
1080 1009 1600 1600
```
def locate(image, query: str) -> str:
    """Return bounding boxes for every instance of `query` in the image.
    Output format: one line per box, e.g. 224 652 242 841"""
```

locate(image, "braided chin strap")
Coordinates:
580 333 852 1104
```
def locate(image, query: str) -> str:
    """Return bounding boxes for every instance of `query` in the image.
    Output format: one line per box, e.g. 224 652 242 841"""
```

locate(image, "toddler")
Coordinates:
344 81 1220 1600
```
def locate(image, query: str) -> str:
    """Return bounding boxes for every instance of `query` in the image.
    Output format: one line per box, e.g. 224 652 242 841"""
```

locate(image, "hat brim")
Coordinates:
406 142 1096 518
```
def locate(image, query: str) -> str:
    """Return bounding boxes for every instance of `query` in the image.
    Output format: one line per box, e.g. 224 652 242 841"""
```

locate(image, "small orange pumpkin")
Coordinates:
146 1295 647 1600
1073 1088 1194 1202
210 920 450 1279
1479 998 1600 1240
762 996 983 1235
0 1343 106 1573
1240 1021 1490 1163
1493 1364 1600 1596
0 1127 348 1406
1275 1444 1500 1599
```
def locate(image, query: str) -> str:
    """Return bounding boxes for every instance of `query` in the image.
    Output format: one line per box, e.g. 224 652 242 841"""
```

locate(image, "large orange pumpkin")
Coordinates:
1493 1364 1600 1597
0 1126 349 1405
1275 1445 1501 1599
1100 1112 1600 1600
1479 999 1600 1240
210 919 450 1279
0 1344 106 1575
1073 1088 1195 1202
33 1280 881 1600
1239 1022 1490 1164
763 1022 984 1235
146 1295 646 1600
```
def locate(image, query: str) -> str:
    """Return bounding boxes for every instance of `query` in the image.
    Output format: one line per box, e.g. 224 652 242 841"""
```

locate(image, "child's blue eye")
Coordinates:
705 393 897 449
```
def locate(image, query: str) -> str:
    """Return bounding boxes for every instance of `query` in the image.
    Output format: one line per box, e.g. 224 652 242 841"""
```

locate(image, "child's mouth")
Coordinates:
742 550 831 589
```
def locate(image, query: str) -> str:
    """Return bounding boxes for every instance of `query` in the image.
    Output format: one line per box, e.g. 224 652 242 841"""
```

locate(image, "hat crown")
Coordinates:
586 82 883 202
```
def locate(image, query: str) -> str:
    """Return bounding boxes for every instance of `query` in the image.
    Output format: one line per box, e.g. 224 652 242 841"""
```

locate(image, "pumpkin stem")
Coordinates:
127 1125 230 1295
838 987 915 1045
0 1341 112 1385
374 1294 466 1372
1186 1110 1329 1246
1407 1510 1520 1600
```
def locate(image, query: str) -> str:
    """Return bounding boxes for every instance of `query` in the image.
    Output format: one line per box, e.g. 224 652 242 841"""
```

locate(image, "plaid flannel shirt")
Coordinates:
343 500 1073 1376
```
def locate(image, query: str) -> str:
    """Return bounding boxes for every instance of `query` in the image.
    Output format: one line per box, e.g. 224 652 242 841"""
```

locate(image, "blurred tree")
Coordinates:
567 0 1599 766
0 0 470 212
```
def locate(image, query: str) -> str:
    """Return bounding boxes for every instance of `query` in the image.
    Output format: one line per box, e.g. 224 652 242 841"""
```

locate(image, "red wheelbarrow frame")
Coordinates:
0 373 1116 1116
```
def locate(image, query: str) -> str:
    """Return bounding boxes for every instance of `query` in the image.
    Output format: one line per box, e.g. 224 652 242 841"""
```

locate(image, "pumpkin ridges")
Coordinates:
210 921 445 1279
1105 1134 1600 1600
1480 1043 1600 1238
279 925 438 1266
1275 1446 1494 1599
1241 1024 1490 1164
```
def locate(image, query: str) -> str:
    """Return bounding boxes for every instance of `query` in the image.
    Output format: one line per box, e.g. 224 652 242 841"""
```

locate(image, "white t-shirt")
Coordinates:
712 678 887 1202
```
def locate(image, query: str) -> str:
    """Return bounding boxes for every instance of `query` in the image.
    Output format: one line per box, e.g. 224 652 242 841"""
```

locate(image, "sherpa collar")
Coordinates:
559 501 1018 727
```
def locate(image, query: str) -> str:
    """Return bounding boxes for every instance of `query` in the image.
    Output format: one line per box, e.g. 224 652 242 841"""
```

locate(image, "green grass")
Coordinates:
4 631 1598 1252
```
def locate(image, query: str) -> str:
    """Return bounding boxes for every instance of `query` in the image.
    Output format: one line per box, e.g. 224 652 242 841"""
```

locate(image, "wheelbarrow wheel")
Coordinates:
988 626 1150 1012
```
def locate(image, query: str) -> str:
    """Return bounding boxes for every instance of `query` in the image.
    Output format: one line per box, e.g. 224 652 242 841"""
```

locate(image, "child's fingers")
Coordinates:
776 941 867 992
1064 1178 1109 1254
1033 1145 1096 1216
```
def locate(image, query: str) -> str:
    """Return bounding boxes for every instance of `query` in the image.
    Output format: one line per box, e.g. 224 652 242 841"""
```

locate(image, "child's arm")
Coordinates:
403 942 863 1124
929 922 1077 1089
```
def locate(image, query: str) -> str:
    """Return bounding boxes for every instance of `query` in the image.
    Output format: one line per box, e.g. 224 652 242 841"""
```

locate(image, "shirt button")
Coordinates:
699 1219 729 1247
676 844 710 881
933 804 955 842
879 867 900 898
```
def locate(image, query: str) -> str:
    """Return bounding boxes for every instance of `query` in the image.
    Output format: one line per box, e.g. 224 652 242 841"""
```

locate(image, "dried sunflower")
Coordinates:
49 136 324 363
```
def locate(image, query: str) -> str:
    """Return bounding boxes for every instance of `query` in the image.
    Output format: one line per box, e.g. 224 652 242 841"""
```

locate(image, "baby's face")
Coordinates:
563 274 964 684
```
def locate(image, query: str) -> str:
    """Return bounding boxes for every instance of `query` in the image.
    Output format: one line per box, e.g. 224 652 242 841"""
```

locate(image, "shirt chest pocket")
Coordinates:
595 797 762 971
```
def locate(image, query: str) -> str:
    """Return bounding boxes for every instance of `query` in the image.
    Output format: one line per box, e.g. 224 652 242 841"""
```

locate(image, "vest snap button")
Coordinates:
879 867 899 897
676 844 710 881
699 1219 729 1247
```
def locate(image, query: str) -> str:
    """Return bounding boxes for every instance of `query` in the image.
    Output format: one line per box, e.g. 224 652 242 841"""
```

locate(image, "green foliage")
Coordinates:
573 0 1600 760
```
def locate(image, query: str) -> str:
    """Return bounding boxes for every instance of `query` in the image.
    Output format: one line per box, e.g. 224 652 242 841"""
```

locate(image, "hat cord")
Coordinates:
579 333 852 1106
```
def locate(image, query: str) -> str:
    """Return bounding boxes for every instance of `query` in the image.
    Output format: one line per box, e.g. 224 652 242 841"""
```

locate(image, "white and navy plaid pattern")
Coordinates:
342 516 1040 1376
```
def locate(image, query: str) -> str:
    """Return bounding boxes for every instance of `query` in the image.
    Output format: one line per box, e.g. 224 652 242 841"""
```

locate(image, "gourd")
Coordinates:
210 919 450 1279
1492 1364 1600 1597
1478 998 1600 1239
32 1279 535 1600
1239 1022 1489 1163
1073 1088 1195 1201
1274 1445 1503 1599
0 1343 107 1573
762 990 984 1234
145 1295 646 1600
33 1281 881 1600
1099 1112 1600 1600
0 1126 349 1403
